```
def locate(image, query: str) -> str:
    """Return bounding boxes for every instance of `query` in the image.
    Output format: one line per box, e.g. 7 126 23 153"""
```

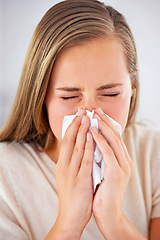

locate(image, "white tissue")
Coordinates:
62 110 121 192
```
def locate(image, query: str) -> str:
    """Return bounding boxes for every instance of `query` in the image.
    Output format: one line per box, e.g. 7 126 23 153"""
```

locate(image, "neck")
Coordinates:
45 139 61 164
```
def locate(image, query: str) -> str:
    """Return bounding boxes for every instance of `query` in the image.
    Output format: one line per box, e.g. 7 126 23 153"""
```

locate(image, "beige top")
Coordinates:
0 123 160 239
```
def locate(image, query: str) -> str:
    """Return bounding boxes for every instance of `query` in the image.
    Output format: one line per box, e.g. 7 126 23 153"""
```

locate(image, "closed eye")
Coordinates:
61 96 80 100
100 93 119 97
61 94 119 100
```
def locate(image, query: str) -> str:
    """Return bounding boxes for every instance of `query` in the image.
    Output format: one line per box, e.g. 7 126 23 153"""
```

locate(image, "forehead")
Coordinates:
51 37 129 87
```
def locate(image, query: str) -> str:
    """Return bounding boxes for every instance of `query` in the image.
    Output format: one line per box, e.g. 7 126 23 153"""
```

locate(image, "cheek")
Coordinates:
46 100 78 140
102 94 131 132
116 95 132 132
46 101 66 140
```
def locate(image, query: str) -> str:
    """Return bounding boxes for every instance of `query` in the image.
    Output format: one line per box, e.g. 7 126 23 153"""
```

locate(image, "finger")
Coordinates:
78 132 94 181
94 108 131 169
94 108 120 136
98 117 133 173
70 115 90 176
90 127 119 170
58 110 85 168
93 109 134 175
97 119 128 169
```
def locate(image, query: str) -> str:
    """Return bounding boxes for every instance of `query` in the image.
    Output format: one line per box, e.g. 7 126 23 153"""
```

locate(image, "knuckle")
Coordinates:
104 145 113 157
116 131 121 139
82 156 92 167
63 135 74 146
73 145 81 155
62 136 69 144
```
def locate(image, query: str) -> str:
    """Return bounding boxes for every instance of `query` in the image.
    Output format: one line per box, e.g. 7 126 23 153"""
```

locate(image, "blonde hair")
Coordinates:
0 0 139 150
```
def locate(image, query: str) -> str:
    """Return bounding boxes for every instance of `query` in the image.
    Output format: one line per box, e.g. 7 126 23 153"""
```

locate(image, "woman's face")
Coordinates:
45 37 133 146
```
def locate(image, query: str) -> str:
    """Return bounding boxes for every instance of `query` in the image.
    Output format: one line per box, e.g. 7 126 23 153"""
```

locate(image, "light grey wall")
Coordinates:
0 0 160 128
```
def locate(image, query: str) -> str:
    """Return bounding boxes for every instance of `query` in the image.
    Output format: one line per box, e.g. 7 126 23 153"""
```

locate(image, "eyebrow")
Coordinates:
55 84 123 92
97 83 123 90
55 87 81 92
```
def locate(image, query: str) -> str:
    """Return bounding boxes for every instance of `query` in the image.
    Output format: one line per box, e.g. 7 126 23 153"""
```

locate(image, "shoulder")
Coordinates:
0 141 43 175
0 141 50 202
0 141 27 154
123 122 160 137
0 141 37 162
123 123 160 161
123 122 160 146
0 141 54 179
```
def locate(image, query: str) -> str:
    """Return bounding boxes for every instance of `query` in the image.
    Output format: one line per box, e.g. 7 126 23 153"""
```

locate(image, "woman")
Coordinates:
0 0 160 239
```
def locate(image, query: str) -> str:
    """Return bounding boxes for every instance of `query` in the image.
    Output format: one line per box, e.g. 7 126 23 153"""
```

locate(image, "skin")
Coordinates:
44 37 149 239
46 38 133 157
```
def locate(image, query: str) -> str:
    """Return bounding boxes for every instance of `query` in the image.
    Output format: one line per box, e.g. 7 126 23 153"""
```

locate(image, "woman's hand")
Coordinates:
91 108 135 239
53 109 94 239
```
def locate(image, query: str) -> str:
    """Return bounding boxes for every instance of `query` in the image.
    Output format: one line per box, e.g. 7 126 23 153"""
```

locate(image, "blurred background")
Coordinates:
0 0 160 128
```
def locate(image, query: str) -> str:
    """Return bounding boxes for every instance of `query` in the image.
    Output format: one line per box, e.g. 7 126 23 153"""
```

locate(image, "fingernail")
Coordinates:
94 113 101 120
92 127 98 134
87 132 92 142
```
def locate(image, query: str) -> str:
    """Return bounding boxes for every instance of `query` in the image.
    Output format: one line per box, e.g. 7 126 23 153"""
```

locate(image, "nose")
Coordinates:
79 94 98 112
